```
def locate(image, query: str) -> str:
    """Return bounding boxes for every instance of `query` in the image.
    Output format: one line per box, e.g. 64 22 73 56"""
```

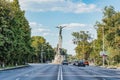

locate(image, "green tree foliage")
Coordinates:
31 36 55 63
94 6 120 65
72 31 92 60
0 0 32 67
0 0 57 66
67 54 76 62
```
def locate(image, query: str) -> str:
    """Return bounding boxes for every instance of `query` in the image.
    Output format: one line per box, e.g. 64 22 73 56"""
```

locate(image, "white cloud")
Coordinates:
30 22 42 28
43 33 49 36
60 23 97 38
29 22 50 36
38 28 50 33
19 0 99 13
60 23 86 29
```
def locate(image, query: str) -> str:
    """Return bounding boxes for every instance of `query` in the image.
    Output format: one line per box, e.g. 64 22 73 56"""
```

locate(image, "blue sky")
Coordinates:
15 0 120 55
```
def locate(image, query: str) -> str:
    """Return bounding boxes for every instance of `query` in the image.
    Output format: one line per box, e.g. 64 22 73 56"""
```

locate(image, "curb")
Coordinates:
0 65 30 71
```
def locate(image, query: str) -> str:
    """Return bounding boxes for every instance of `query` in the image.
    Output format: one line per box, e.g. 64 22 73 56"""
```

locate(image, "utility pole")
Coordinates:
102 26 105 67
41 45 43 63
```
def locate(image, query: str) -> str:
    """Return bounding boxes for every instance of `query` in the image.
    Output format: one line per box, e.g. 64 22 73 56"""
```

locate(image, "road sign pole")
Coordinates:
100 51 106 67
102 55 105 67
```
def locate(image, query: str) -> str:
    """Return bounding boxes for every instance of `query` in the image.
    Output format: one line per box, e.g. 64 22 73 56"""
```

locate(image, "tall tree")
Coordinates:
31 36 55 63
95 6 120 65
72 31 92 60
0 0 12 67
0 0 32 66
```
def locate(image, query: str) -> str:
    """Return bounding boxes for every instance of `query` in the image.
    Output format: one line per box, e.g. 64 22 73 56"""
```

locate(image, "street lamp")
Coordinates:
102 26 105 67
41 45 43 63
41 44 46 63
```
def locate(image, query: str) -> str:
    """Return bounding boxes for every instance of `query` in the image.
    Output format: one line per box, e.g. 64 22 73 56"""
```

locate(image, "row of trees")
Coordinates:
72 6 120 65
0 0 32 67
0 0 55 67
31 36 55 63
93 6 120 65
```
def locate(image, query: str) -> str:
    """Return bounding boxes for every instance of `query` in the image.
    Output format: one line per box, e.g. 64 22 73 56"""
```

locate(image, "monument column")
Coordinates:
57 26 65 54
53 26 66 64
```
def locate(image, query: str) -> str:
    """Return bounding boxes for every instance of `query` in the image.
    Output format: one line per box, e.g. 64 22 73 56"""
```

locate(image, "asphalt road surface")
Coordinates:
0 64 120 80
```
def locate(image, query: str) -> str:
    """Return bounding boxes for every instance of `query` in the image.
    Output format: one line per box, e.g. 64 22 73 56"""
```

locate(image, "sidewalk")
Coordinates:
89 63 120 70
0 65 29 71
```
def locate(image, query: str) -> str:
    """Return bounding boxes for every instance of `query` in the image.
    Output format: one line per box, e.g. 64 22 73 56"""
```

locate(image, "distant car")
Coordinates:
62 60 68 65
84 61 89 66
73 61 79 66
78 60 85 67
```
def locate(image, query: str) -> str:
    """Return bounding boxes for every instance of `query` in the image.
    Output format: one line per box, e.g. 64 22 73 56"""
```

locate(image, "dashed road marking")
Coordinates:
16 78 20 80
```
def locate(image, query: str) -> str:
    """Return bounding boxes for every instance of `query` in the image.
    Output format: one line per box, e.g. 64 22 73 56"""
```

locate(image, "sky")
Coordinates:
14 0 120 55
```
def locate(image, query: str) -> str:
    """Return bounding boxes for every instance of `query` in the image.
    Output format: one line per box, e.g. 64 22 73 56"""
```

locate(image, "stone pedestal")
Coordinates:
53 54 64 64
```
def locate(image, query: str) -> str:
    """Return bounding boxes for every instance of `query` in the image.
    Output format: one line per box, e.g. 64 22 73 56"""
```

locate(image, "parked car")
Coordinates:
78 60 85 67
62 60 68 65
84 61 89 66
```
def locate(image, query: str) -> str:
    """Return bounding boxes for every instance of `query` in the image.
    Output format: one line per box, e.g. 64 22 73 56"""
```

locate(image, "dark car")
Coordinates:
62 60 68 65
78 60 85 67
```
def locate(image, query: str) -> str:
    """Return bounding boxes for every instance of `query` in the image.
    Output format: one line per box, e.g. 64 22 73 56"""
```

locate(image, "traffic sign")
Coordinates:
100 51 107 56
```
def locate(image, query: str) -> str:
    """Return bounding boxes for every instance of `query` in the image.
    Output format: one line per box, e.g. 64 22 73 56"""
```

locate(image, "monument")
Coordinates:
53 26 66 64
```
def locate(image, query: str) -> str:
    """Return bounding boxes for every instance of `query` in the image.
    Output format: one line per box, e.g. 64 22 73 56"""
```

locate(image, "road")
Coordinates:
0 64 120 80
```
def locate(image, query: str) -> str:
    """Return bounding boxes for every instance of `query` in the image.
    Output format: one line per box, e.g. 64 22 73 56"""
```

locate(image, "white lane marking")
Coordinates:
57 66 60 80
16 78 20 80
60 66 63 80
57 65 63 80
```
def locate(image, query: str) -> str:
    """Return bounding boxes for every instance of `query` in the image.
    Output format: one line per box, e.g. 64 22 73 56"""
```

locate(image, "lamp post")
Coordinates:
102 26 105 67
41 45 43 63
